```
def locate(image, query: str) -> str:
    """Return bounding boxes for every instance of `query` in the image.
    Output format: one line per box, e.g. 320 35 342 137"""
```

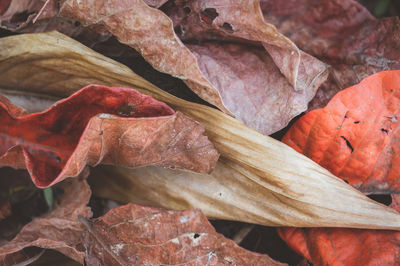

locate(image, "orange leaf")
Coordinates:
0 84 219 188
283 70 400 194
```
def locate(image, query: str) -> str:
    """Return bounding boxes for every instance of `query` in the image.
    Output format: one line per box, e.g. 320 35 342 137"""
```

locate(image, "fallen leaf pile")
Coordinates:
0 0 399 265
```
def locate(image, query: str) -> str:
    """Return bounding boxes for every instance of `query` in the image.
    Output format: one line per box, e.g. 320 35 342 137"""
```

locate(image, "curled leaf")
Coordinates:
283 70 400 194
0 84 218 188
1 32 400 230
59 0 328 134
0 177 92 264
80 203 284 265
260 0 400 109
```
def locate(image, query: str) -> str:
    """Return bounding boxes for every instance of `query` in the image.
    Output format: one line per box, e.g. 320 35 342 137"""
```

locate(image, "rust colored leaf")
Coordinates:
278 194 400 265
79 203 285 265
0 84 219 188
283 70 400 194
260 0 400 109
0 177 91 264
58 0 328 135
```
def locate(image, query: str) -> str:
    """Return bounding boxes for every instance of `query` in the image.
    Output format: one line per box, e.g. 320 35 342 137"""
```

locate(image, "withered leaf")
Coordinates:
2 32 400 230
282 71 400 194
260 0 400 109
80 203 285 265
59 0 328 135
0 84 219 188
0 177 92 264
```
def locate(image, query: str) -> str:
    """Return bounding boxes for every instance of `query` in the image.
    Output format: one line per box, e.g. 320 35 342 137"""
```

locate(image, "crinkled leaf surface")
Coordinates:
0 84 218 188
58 0 328 135
261 0 400 109
2 32 400 230
278 195 400 265
79 203 285 265
0 177 91 264
283 70 400 194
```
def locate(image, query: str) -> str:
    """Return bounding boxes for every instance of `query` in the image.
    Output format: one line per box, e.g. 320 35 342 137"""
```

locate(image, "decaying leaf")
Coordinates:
57 0 328 135
0 84 218 188
79 203 285 265
278 194 400 265
260 0 400 109
1 32 400 230
282 70 400 194
0 177 92 264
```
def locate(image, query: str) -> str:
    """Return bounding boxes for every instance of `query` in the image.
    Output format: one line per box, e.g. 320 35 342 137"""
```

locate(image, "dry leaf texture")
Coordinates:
80 203 284 265
2 32 400 230
0 84 218 188
0 177 91 264
58 0 328 135
261 0 400 109
283 70 400 194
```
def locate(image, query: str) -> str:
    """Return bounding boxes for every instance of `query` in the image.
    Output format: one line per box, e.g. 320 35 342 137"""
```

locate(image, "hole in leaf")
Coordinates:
194 233 200 239
354 121 360 124
343 179 349 184
200 8 218 24
174 25 183 36
220 22 234 33
381 128 389 134
367 194 392 206
340 136 354 153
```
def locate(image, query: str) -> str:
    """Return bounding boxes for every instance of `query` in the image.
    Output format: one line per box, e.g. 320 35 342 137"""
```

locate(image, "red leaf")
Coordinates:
0 84 219 188
282 70 400 193
80 203 285 265
260 0 400 110
0 177 92 264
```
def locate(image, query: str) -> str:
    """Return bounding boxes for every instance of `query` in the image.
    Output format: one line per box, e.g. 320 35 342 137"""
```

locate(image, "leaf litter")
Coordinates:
0 1 396 264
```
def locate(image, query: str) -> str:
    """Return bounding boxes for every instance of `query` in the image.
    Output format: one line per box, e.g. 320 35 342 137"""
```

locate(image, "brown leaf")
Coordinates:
79 203 285 265
0 177 92 264
2 32 400 230
0 84 218 188
58 0 328 135
260 0 400 109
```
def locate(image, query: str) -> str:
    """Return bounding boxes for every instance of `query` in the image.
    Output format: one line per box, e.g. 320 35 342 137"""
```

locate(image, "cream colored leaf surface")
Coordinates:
0 31 400 229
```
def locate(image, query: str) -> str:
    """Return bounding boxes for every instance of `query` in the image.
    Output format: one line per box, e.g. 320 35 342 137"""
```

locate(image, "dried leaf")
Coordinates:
58 0 328 134
1 32 400 230
79 203 284 265
282 71 400 194
278 195 400 265
0 84 218 188
260 0 400 109
0 177 91 264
